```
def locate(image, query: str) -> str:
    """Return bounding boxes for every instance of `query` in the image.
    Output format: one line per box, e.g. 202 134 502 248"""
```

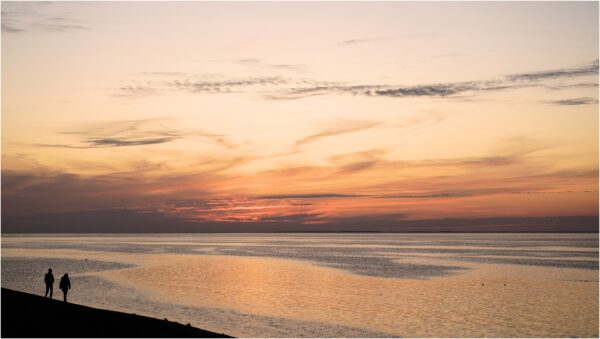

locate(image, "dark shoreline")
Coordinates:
1 288 231 338
3 231 599 234
3 215 597 233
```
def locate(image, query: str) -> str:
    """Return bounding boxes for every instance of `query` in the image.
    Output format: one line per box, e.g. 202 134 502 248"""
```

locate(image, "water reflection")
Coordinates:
3 233 597 278
1 257 392 337
1 233 598 337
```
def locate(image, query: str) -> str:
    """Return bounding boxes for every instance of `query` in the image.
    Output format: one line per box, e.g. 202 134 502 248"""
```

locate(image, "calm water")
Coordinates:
1 233 598 337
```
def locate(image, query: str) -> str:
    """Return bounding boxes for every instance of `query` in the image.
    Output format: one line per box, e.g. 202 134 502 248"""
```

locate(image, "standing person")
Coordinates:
59 273 71 302
44 269 54 298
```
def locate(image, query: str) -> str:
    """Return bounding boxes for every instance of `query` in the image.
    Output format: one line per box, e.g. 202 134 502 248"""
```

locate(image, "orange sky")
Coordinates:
1 2 598 231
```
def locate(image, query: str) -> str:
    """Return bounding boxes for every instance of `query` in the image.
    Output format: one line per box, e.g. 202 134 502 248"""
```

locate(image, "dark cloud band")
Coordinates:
545 97 598 106
121 60 598 101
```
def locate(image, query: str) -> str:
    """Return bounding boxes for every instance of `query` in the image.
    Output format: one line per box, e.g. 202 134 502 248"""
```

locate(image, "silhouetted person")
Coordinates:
59 273 71 302
44 269 54 298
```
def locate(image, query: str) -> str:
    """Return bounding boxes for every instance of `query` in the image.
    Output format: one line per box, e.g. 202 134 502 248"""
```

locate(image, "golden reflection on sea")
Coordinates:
106 253 598 337
4 248 598 337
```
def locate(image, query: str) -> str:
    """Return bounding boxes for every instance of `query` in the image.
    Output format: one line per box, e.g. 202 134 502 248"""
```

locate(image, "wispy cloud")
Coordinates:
265 84 386 100
1 21 24 33
268 61 598 100
267 79 525 100
329 149 387 174
31 119 236 149
87 137 176 147
3 147 597 226
545 97 598 106
115 84 158 98
1 157 250 217
338 36 395 45
1 4 90 33
256 193 363 199
295 120 381 147
161 77 339 97
30 16 89 32
371 81 487 98
150 196 325 223
169 76 290 93
374 193 461 199
116 60 599 101
250 136 578 202
235 58 306 72
506 60 599 81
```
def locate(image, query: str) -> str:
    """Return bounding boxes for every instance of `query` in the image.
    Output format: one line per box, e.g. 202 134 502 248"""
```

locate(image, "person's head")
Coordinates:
48 269 52 273
64 273 68 277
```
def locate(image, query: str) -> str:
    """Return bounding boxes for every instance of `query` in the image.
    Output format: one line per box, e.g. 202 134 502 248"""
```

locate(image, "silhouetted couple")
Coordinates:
44 268 71 302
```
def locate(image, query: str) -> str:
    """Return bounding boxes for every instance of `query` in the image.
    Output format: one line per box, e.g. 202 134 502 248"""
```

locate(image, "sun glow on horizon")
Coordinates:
2 1 598 231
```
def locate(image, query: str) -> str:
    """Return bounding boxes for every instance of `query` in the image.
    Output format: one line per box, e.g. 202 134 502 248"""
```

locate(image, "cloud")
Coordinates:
166 77 342 97
394 111 445 137
255 193 363 199
506 60 599 81
251 212 324 223
0 164 238 217
371 187 544 199
266 60 598 100
1 9 26 33
149 196 325 223
268 79 530 101
329 149 387 174
249 136 590 206
116 84 158 97
168 76 291 94
3 158 597 231
235 59 306 72
117 59 598 101
1 4 90 33
414 155 522 168
30 119 236 149
338 36 395 45
138 71 191 76
31 18 89 32
370 185 598 203
374 193 461 199
1 209 202 233
116 75 345 99
1 21 24 33
265 84 386 100
33 137 176 149
545 97 598 106
3 210 596 233
86 137 176 147
372 82 476 97
337 160 379 173
2 170 141 215
295 120 381 147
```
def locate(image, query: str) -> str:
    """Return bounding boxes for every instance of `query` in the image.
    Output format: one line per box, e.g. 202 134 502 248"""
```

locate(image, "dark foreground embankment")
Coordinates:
1 288 232 338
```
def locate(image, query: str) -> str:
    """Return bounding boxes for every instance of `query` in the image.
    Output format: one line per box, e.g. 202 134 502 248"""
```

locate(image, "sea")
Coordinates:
1 233 598 337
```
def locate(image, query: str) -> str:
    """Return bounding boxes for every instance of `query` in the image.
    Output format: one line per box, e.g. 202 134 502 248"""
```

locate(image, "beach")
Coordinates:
1 288 231 338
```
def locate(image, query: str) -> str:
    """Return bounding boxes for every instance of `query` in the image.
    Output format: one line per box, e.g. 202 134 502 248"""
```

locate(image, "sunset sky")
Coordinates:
2 1 598 232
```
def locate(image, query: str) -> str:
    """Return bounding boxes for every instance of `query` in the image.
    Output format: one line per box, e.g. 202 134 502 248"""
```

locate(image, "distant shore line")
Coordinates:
1 288 232 338
3 215 597 233
2 231 598 234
